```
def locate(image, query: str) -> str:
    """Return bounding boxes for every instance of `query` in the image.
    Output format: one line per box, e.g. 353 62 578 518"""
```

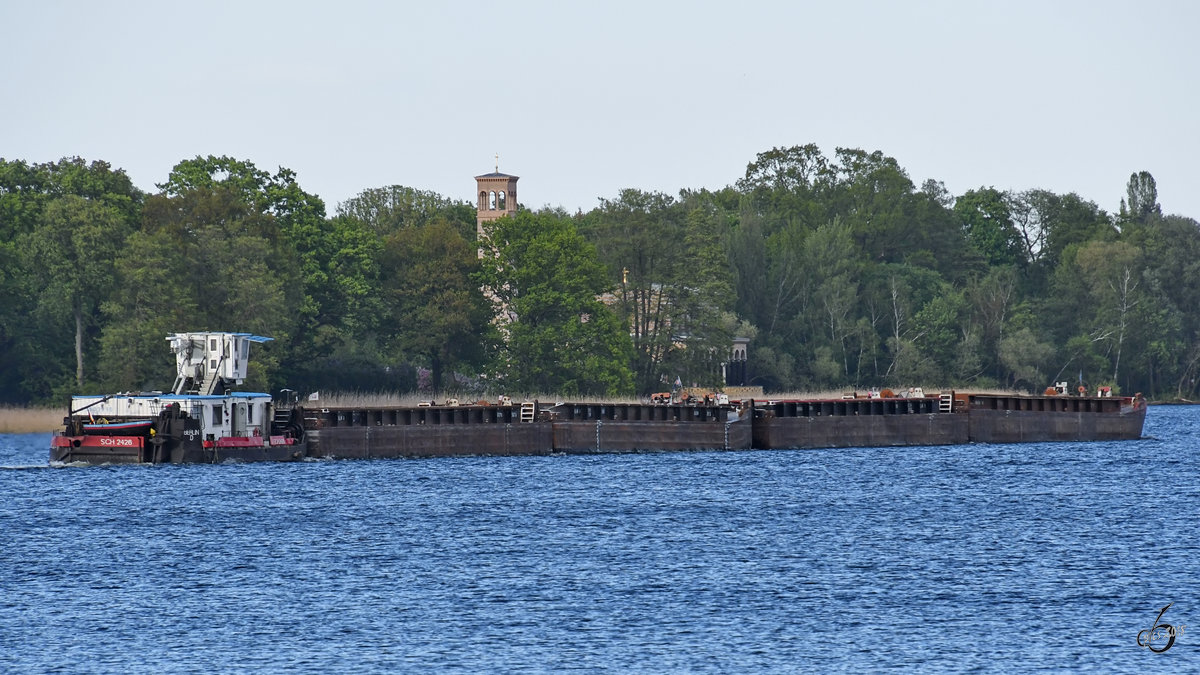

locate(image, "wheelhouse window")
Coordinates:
212 405 223 426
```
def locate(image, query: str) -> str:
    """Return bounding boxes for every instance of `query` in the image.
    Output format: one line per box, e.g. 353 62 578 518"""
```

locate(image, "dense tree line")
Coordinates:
2 147 1198 405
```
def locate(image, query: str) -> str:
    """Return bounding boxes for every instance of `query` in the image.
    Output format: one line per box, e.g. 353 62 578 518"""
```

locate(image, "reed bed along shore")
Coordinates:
0 406 63 434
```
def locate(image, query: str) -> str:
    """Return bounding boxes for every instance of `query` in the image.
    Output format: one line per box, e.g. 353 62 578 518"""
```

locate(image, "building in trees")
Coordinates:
475 161 520 325
726 337 750 387
475 161 518 236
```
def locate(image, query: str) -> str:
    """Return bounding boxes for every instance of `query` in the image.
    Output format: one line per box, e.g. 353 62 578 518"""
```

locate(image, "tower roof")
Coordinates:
475 171 519 180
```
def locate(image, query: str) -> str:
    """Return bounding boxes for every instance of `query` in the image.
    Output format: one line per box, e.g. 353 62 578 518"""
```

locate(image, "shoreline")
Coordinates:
0 407 62 434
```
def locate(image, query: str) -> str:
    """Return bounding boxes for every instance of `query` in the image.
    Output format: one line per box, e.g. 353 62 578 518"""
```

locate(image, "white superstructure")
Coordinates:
168 332 273 395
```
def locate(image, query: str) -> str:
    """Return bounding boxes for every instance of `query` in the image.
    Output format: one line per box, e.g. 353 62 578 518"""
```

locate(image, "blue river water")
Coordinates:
1 406 1196 673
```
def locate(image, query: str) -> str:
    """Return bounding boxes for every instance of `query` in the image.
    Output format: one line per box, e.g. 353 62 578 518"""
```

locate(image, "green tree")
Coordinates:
1072 240 1143 390
337 185 476 239
736 144 833 237
800 218 862 385
737 143 834 194
955 187 1024 268
1 159 53 241
998 327 1055 390
581 189 680 391
99 186 300 390
964 266 1019 383
666 190 738 388
868 264 950 385
910 290 968 379
1119 171 1161 225
827 147 915 262
25 196 132 387
0 159 51 401
1123 215 1199 397
159 156 381 386
582 189 733 391
478 210 634 396
727 211 770 335
909 181 979 283
98 226 199 391
379 220 493 391
759 217 808 340
0 158 142 402
1033 191 1115 271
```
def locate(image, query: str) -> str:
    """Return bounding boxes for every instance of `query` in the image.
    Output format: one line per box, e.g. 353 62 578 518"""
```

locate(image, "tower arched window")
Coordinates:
498 191 506 210
479 191 488 210
489 191 497 209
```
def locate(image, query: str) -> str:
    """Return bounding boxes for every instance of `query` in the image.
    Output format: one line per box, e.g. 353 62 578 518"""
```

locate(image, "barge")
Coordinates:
302 400 753 459
50 332 1147 465
750 390 1146 449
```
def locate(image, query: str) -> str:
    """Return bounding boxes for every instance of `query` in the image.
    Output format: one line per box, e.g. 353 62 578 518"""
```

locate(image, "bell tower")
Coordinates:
475 155 519 235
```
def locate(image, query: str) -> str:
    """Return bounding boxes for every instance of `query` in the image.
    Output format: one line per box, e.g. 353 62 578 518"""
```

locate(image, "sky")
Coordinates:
3 1 1197 219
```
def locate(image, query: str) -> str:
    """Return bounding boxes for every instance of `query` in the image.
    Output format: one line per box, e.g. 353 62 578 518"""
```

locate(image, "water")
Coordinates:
1 407 1196 672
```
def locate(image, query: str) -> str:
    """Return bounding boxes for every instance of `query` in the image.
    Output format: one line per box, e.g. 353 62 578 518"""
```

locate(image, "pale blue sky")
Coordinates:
3 1 1196 219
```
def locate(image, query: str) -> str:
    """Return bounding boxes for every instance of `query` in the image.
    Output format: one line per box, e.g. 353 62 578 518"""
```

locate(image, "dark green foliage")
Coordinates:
579 188 735 392
337 185 476 240
1119 171 1162 225
99 186 300 391
378 220 493 392
1 152 1197 402
955 188 1025 268
0 158 143 403
156 156 385 390
478 210 635 396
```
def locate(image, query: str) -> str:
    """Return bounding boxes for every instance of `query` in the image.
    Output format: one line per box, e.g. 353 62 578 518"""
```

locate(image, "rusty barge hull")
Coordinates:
965 395 1147 443
551 402 751 453
305 403 553 459
753 414 970 449
51 393 1147 465
552 421 751 453
303 394 1145 460
304 402 750 458
966 408 1147 443
312 424 554 459
751 396 967 449
752 394 1146 449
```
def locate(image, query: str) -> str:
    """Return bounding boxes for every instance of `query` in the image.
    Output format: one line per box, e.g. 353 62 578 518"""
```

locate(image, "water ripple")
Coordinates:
1 409 1196 672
